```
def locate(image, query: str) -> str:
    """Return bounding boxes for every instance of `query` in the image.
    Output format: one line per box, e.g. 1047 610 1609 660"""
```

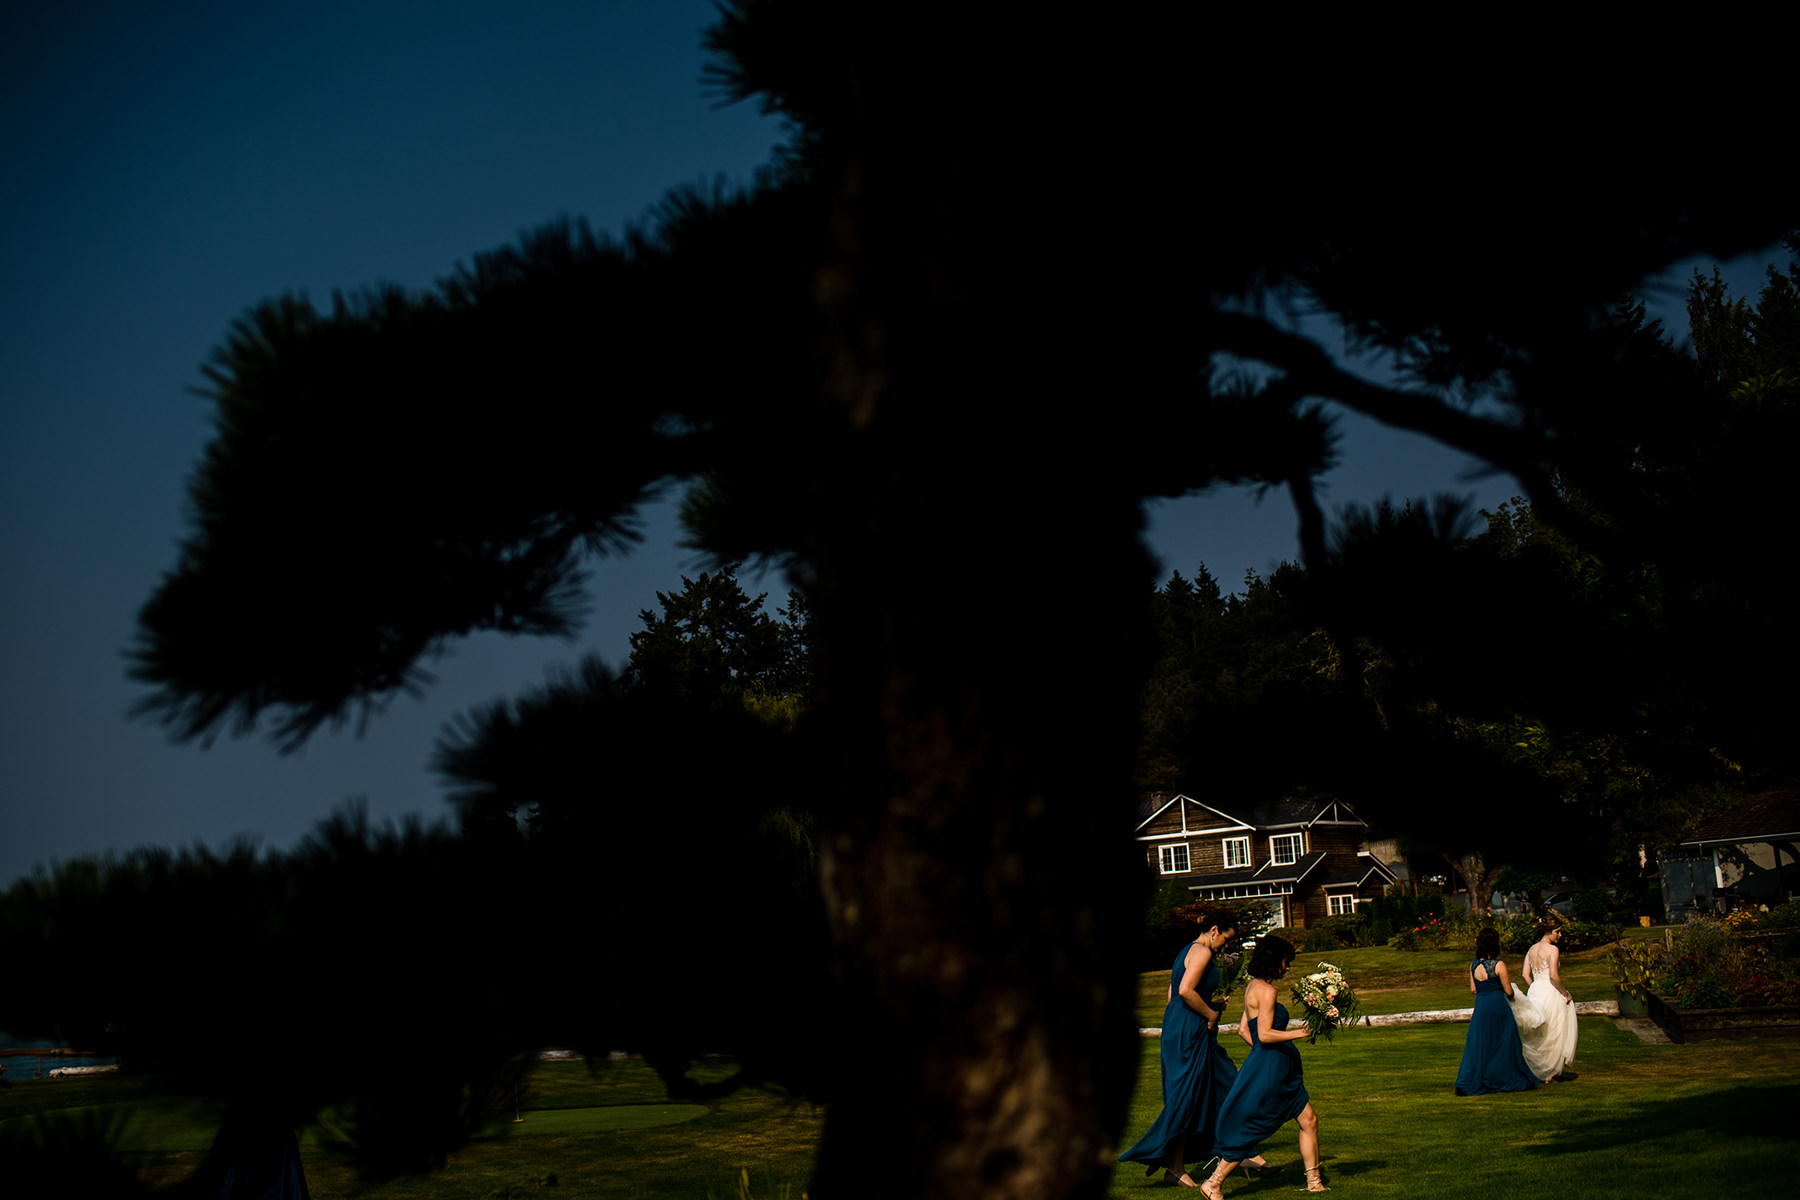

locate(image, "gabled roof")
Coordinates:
1178 849 1330 891
1321 852 1399 889
1135 791 1366 835
1134 791 1253 836
1683 785 1800 849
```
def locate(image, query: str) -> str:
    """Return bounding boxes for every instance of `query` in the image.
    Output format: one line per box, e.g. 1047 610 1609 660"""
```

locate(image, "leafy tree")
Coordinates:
125 7 1794 1198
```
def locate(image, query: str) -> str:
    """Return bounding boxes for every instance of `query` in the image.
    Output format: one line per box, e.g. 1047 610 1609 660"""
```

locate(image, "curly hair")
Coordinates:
1247 935 1295 980
1474 927 1501 959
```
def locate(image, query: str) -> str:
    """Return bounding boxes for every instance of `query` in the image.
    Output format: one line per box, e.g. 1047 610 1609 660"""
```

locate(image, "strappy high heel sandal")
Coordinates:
1199 1161 1231 1200
1304 1165 1330 1192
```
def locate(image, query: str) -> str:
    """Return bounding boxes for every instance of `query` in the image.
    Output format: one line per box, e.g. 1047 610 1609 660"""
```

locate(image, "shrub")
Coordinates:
1142 877 1199 965
1498 914 1610 955
1558 920 1617 952
1496 914 1538 954
1366 891 1444 930
1654 915 1800 1009
1386 908 1478 951
1310 913 1370 948
1669 970 1737 1009
1154 897 1283 965
1572 889 1613 922
1145 877 1194 926
1224 898 1284 938
1609 939 1667 1002
1748 899 1800 930
1673 916 1735 962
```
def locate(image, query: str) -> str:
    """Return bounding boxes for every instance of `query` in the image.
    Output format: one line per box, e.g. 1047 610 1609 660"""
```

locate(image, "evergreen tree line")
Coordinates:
1136 244 1800 915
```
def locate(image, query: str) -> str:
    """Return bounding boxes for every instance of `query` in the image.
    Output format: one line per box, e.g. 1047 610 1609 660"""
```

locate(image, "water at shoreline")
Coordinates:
0 1033 117 1082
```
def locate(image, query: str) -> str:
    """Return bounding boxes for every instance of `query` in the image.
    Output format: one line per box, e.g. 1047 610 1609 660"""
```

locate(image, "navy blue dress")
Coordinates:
1454 957 1538 1095
1119 945 1238 1171
1214 1001 1308 1163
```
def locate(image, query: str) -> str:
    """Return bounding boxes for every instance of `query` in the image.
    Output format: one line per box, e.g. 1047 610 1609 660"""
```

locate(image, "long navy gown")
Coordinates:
1454 957 1538 1095
1118 945 1237 1172
1214 1001 1308 1163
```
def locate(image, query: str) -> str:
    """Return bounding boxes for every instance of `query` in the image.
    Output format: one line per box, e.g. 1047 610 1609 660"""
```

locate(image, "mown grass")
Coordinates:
5 935 1792 1199
1137 933 1642 1027
1121 931 1798 1199
1112 1017 1800 1199
1 1061 821 1199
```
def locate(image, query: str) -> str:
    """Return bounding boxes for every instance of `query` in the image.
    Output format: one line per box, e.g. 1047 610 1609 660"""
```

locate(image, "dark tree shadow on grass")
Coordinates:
1534 1082 1798 1156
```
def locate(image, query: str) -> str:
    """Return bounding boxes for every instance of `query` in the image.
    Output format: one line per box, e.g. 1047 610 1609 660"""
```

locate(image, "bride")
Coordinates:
1516 918 1578 1081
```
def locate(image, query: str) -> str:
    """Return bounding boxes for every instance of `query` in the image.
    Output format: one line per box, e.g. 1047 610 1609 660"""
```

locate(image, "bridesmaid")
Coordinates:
1119 907 1276 1187
1454 927 1539 1095
1203 936 1326 1196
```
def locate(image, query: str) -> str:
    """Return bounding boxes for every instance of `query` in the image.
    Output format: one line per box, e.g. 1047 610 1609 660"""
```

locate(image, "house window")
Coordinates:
1159 843 1190 874
1270 833 1303 865
1223 837 1250 869
1328 894 1356 915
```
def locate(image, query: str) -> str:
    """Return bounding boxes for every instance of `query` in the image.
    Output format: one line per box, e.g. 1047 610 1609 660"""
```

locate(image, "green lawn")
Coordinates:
1114 1017 1800 1199
6 937 1793 1199
1122 932 1797 1199
1 1059 821 1199
1137 934 1647 1028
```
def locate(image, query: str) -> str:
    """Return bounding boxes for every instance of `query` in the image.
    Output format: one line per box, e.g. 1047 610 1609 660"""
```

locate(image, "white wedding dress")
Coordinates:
1514 944 1577 1081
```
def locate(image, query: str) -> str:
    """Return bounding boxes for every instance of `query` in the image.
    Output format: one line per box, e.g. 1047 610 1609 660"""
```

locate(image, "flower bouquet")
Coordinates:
1290 961 1362 1043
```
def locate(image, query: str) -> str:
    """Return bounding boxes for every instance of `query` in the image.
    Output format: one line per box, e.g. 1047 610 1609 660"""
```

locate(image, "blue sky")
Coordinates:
0 2 1781 889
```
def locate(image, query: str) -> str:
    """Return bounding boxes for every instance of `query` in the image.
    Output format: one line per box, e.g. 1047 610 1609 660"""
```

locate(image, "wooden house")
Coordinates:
1135 791 1396 930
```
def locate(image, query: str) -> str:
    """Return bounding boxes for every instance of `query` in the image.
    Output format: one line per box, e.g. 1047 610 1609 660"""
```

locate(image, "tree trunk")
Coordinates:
1446 850 1499 918
802 156 1156 1199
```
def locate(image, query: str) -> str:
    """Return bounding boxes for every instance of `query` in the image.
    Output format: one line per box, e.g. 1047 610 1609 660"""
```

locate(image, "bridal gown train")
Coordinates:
1519 946 1578 1081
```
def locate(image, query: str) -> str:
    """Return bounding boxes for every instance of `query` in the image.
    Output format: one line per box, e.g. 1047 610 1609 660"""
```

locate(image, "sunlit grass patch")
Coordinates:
1110 1004 1800 1200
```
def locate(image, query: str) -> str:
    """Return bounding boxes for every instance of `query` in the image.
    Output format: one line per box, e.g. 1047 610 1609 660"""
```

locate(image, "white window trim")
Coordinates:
1328 893 1357 915
1159 842 1191 874
1223 836 1250 869
1270 832 1303 866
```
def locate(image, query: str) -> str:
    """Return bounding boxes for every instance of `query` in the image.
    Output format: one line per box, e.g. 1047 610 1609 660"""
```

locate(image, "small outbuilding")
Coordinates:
1677 784 1800 911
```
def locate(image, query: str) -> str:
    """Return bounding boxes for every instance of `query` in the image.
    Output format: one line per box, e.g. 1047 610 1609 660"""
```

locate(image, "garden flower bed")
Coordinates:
1645 990 1800 1043
1618 903 1800 1042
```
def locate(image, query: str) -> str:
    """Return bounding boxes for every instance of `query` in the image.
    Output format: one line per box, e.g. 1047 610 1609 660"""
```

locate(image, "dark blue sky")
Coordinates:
0 2 1779 889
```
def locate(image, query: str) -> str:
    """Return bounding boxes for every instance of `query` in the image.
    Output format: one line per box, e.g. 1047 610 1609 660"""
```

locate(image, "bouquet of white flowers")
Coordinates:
1290 961 1361 1043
